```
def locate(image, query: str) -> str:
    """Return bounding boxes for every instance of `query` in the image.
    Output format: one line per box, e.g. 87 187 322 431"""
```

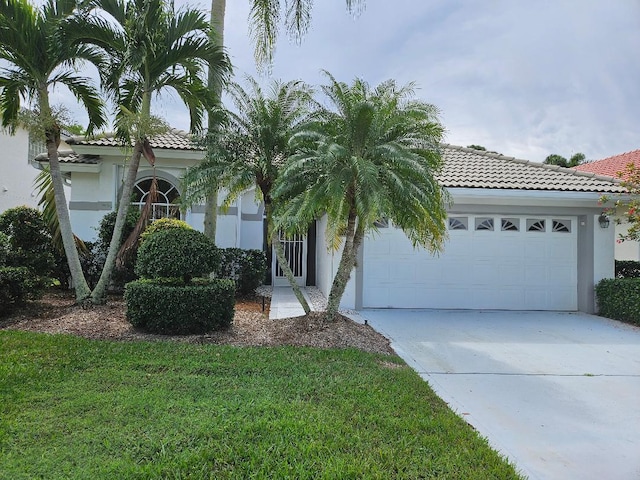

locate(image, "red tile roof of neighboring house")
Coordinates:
574 149 640 181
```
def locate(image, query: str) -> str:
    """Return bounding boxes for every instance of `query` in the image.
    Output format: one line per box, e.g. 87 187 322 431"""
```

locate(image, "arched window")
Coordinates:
131 178 181 220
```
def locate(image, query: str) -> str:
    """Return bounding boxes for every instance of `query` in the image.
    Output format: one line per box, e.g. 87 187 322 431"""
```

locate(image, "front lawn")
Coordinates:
0 331 522 479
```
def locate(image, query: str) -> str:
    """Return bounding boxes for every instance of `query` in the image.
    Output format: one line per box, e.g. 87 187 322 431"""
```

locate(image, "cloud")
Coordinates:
21 0 640 163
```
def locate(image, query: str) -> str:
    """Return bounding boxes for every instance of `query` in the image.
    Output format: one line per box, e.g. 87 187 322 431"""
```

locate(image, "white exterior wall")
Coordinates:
614 221 640 260
0 128 39 212
67 155 266 249
314 214 356 309
594 214 616 284
239 190 263 250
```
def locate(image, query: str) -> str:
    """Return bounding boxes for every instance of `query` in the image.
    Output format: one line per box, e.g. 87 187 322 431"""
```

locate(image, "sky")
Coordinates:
48 0 640 163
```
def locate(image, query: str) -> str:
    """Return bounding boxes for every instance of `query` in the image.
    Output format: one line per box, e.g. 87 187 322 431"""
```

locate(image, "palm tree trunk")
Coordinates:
271 231 311 314
90 142 143 303
203 0 226 242
265 203 310 314
40 90 91 302
326 208 362 320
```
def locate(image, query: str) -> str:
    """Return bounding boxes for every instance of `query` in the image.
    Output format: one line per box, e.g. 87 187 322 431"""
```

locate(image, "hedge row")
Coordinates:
595 278 640 327
125 278 235 334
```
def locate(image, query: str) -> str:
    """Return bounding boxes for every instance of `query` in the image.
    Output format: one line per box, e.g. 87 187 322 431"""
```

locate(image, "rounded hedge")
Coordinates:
140 218 192 244
135 228 220 281
125 278 235 334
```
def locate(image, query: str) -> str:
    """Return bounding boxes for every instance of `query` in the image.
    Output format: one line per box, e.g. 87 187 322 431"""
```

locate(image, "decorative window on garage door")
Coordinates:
475 217 494 231
448 217 468 230
501 218 519 231
552 219 571 233
526 219 545 232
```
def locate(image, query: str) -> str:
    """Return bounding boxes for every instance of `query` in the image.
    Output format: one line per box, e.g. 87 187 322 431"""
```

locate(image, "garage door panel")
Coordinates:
363 215 577 311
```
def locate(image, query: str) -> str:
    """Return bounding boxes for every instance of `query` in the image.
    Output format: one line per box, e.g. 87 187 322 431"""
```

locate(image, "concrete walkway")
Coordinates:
361 309 640 480
269 286 314 319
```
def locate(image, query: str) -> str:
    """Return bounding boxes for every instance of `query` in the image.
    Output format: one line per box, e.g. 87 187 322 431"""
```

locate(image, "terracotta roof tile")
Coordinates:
574 149 640 180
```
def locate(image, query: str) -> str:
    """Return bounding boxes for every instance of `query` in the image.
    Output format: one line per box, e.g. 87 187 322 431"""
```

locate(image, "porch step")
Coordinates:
269 286 314 320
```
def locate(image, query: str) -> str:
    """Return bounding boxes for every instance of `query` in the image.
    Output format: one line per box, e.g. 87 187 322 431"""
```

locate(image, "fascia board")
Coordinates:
71 145 204 161
447 187 628 208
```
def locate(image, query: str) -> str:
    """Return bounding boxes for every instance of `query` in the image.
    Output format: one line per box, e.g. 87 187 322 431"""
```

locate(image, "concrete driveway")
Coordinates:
361 310 640 480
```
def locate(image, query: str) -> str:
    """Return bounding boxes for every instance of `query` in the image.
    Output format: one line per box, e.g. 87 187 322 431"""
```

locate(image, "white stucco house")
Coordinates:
0 126 43 212
35 130 627 314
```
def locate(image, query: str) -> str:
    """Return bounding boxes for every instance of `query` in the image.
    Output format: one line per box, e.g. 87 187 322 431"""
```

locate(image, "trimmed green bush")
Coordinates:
0 206 55 275
595 278 640 326
0 267 35 316
140 218 192 244
124 278 235 334
217 248 267 296
135 228 220 282
615 260 640 278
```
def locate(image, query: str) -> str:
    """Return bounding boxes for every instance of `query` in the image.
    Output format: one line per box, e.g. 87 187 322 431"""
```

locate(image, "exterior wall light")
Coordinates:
598 213 610 229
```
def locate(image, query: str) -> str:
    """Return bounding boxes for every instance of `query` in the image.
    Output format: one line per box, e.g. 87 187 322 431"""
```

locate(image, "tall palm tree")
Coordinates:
80 0 230 303
0 0 107 302
182 77 315 313
202 0 365 241
273 72 450 319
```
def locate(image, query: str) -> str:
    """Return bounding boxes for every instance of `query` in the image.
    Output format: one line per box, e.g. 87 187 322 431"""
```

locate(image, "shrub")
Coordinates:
140 218 192 244
0 206 55 275
0 232 9 266
0 267 35 317
615 260 640 278
217 248 267 296
135 228 220 282
93 208 141 291
125 278 235 334
595 278 640 326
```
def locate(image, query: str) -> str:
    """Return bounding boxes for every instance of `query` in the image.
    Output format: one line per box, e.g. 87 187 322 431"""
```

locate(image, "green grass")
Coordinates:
0 331 522 479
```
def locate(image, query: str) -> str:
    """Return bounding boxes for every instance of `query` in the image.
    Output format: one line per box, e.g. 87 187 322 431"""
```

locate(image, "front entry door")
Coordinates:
273 232 307 286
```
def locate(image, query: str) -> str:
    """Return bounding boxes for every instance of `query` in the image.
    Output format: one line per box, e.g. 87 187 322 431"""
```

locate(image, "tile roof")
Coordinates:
66 128 201 151
44 140 626 194
35 150 101 164
439 145 626 193
574 149 640 181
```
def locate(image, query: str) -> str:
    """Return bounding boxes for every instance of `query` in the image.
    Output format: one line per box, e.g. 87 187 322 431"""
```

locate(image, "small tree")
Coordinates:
274 73 449 319
603 163 640 242
543 152 586 168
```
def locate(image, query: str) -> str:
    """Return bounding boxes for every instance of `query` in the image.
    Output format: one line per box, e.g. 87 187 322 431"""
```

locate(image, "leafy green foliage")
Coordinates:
217 248 267 296
135 229 219 282
615 260 640 278
543 152 586 168
0 206 55 275
0 232 9 266
93 208 141 290
595 278 640 326
139 218 192 244
273 72 449 316
0 331 522 478
601 163 640 243
0 267 35 316
124 279 234 334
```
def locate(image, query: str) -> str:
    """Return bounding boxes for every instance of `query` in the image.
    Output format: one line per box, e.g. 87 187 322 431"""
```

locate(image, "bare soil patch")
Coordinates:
1 290 393 355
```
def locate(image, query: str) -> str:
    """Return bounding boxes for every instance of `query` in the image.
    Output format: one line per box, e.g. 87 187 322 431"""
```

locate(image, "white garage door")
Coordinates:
363 215 577 310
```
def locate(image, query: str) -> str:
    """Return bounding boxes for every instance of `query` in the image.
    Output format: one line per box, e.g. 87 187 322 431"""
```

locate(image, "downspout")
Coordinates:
236 194 242 247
